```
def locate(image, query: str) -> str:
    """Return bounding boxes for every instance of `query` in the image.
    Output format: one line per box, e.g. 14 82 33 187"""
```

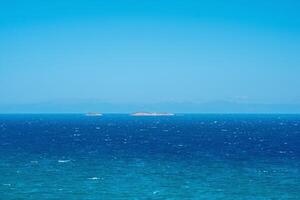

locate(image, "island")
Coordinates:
85 112 103 117
130 112 175 116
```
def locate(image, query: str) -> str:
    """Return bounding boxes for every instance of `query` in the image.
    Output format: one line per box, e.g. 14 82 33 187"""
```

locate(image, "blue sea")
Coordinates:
0 114 299 199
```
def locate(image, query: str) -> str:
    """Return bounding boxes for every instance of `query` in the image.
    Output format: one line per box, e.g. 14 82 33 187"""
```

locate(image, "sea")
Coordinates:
0 114 299 200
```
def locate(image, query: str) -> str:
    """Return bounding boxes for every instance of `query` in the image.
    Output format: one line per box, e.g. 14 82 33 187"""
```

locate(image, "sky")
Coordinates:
0 0 300 112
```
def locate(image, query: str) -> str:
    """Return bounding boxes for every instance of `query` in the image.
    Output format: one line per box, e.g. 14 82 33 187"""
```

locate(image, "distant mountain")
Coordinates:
0 101 300 114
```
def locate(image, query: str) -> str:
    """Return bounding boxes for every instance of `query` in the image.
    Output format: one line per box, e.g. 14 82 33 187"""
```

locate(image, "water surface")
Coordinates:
0 114 299 199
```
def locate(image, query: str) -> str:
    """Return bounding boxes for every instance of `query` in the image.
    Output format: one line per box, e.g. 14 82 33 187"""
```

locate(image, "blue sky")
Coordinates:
0 0 300 112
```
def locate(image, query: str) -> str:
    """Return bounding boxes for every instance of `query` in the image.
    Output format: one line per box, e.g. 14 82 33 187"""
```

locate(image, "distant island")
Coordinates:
85 112 103 116
130 112 175 116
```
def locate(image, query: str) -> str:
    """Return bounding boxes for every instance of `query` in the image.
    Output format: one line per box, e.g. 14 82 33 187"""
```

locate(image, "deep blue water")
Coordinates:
0 114 299 199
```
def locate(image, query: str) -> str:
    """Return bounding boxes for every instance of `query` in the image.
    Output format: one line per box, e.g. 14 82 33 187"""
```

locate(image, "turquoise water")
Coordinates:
0 114 299 199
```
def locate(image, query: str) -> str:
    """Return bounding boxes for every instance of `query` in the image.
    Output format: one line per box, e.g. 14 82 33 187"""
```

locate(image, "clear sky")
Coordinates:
0 0 300 111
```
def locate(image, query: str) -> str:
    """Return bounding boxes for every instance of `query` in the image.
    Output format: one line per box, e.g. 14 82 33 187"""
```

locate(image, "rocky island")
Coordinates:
85 112 103 116
130 112 175 116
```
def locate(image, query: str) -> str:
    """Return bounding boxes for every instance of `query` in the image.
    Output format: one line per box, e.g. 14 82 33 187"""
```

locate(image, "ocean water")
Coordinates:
0 114 299 200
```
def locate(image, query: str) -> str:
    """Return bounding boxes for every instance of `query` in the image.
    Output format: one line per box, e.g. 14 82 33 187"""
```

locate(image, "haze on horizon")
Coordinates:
1 0 300 113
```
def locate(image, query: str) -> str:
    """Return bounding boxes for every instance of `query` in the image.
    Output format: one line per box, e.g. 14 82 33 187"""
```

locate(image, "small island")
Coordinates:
130 112 175 116
85 112 103 117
